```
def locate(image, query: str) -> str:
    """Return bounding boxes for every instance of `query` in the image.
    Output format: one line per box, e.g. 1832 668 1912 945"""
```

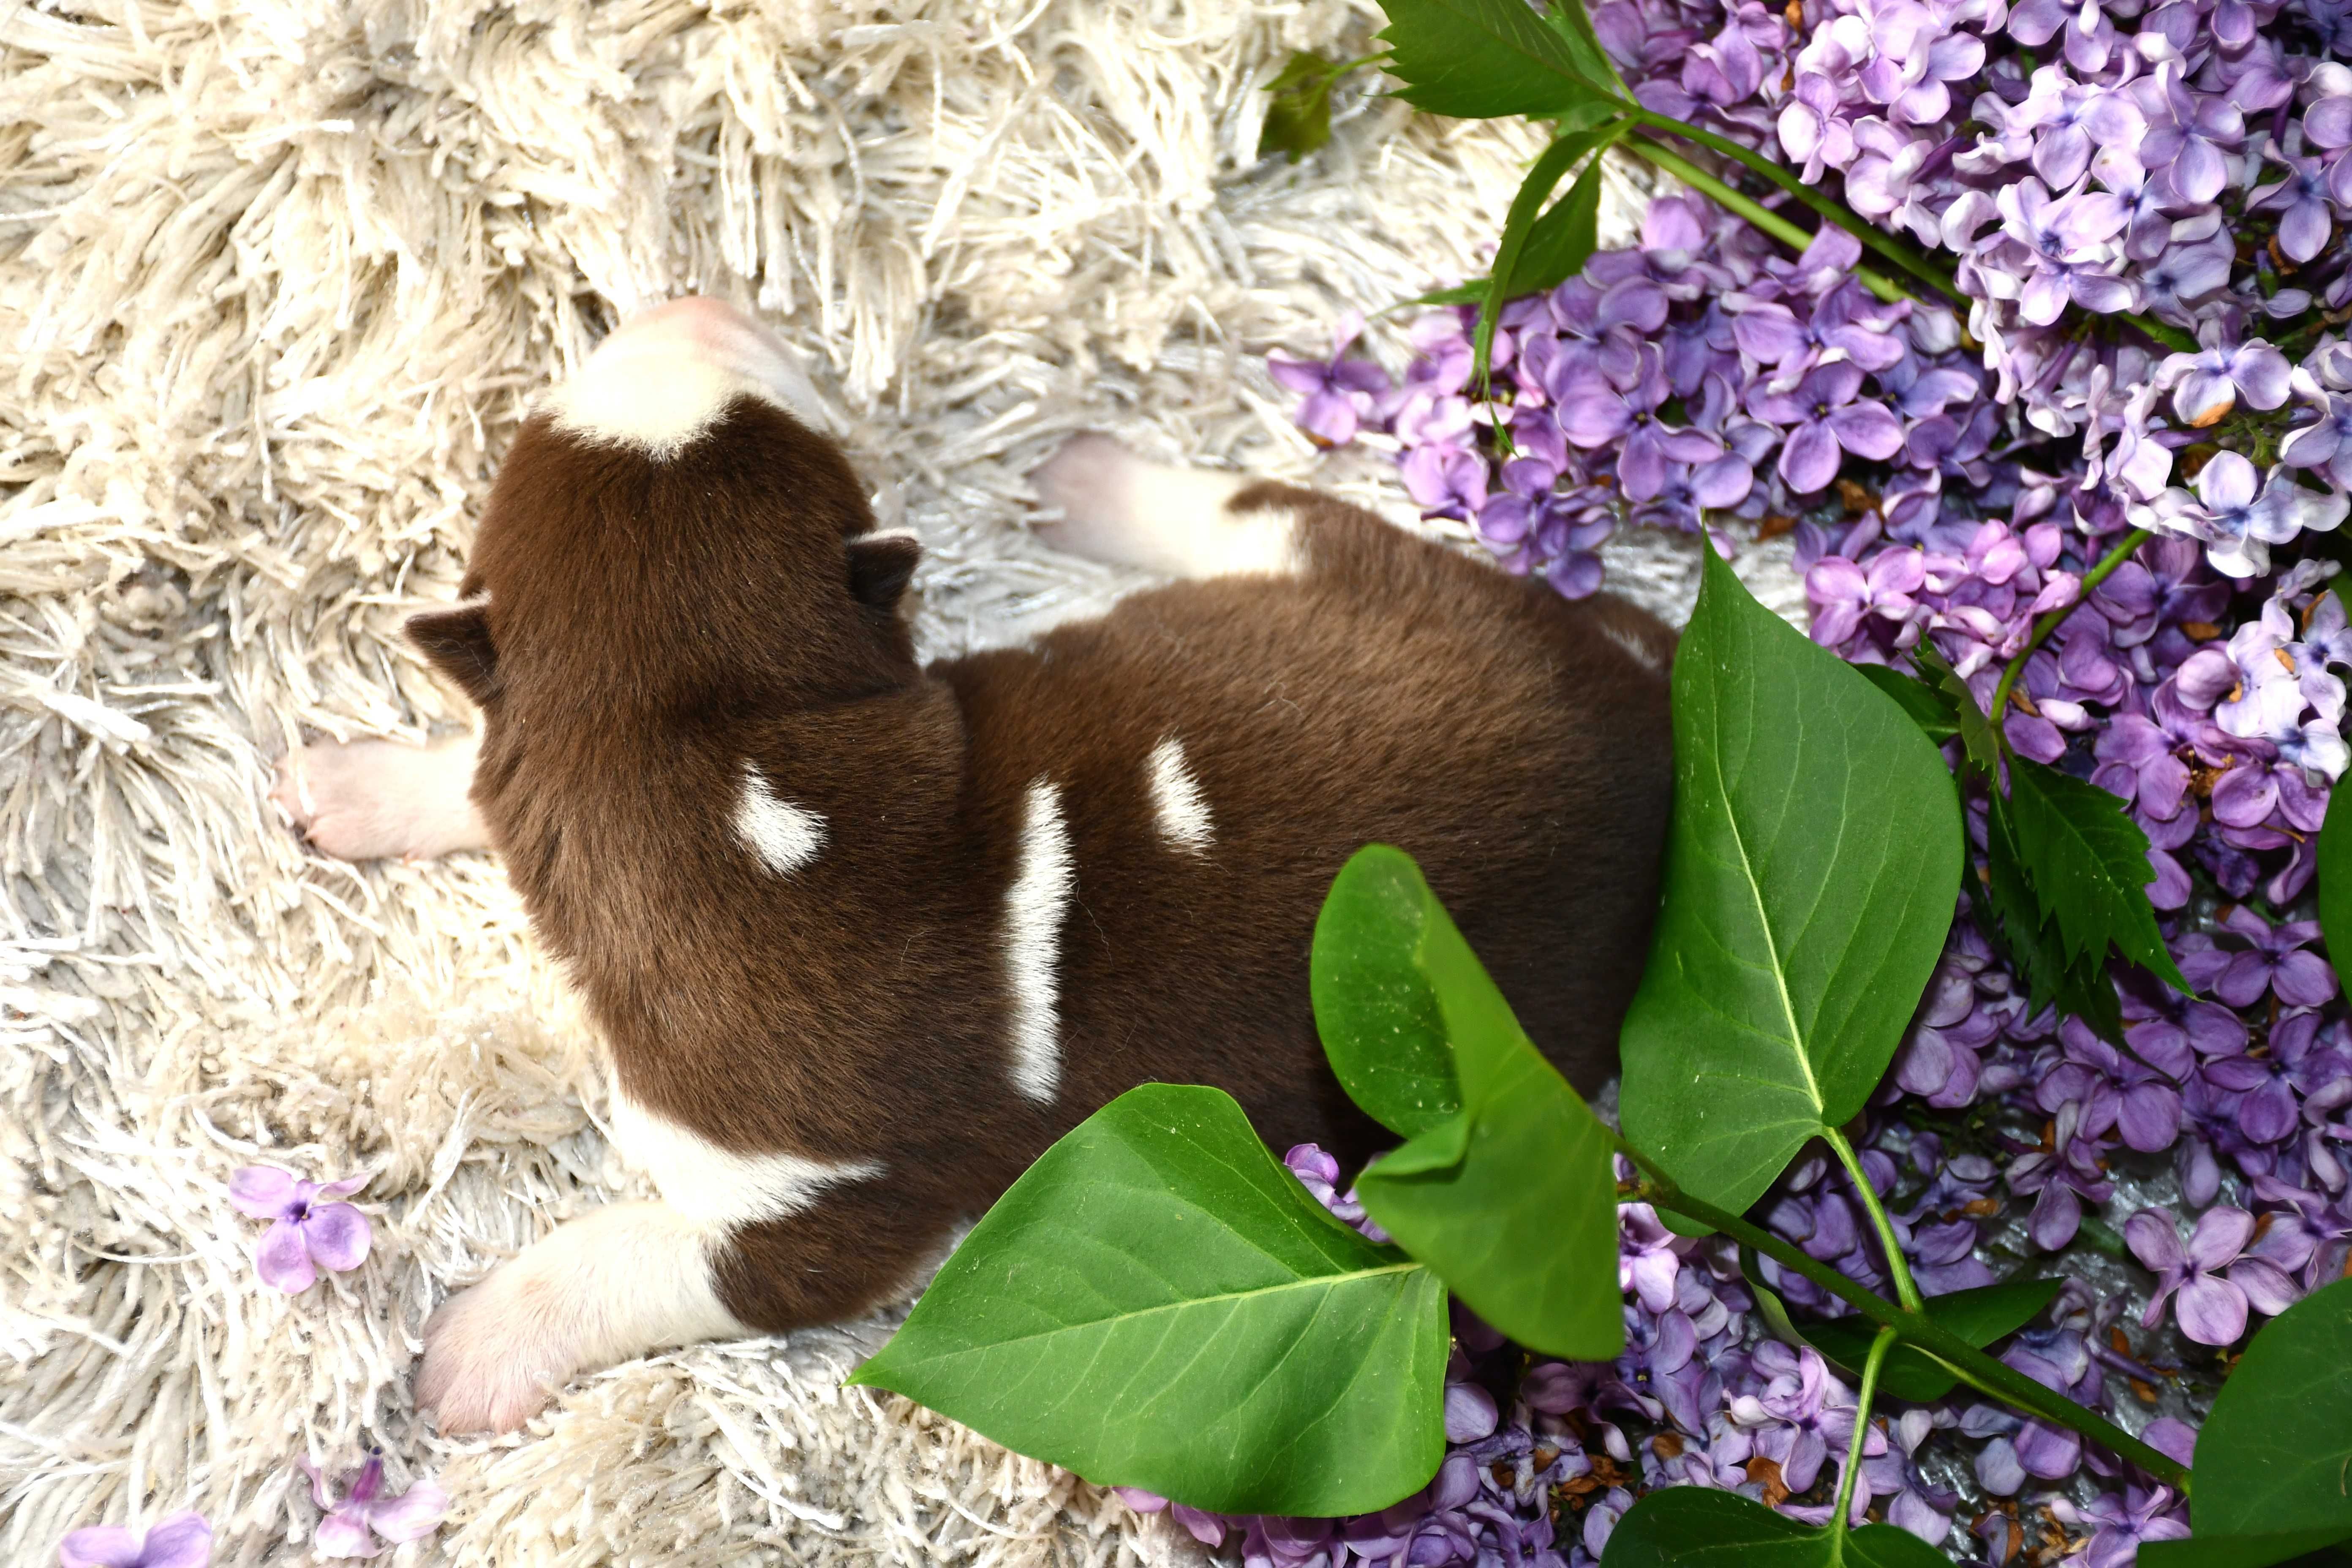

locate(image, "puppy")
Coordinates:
272 297 1676 1432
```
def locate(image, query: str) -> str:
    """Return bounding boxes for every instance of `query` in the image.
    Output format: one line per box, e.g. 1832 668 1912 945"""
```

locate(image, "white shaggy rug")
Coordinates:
0 2 1798 1563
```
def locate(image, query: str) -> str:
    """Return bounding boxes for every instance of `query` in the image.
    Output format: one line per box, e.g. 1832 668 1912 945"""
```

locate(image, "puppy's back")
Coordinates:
937 483 1673 1162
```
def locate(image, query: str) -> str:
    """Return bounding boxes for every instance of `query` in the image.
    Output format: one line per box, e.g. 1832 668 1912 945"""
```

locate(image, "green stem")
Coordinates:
1829 1327 1897 1554
1620 136 1917 309
1623 110 2198 353
1611 1136 2191 1492
1824 1125 1924 1313
1987 527 2153 727
1627 110 1961 304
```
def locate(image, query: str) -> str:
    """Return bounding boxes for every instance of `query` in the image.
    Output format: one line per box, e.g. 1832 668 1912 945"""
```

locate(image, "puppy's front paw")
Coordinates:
414 1269 575 1434
270 738 485 862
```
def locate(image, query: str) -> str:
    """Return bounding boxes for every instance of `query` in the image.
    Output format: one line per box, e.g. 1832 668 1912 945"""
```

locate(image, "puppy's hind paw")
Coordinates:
1027 434 1266 577
270 736 488 863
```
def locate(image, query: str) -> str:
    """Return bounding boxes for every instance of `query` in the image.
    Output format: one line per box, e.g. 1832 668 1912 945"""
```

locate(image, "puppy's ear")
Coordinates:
847 531 920 612
406 604 500 705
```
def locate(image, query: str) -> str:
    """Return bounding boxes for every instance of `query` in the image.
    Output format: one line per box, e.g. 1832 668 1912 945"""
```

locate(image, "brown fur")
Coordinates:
413 395 1674 1334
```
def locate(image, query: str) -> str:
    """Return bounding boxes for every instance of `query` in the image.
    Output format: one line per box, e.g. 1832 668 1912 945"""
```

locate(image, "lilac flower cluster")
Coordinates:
1274 204 1991 599
1266 237 2350 1568
1601 0 2352 558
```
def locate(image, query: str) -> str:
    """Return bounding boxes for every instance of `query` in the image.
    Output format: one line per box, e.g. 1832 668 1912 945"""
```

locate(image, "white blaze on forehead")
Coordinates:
734 763 826 876
1146 735 1214 853
541 296 838 459
610 1085 883 1232
1004 777 1075 1102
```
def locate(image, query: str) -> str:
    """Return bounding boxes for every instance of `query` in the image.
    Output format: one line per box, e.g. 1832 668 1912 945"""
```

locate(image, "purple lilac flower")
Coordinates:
2126 1206 2302 1344
1285 1144 1389 1243
1267 312 1393 447
229 1166 370 1293
57 1518 210 1568
1113 1488 1229 1547
2050 1486 2191 1568
301 1454 448 1560
2162 321 2292 427
1749 361 1907 492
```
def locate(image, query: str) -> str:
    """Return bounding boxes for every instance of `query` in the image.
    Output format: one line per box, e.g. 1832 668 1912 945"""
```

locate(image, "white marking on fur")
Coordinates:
1146 736 1214 853
1004 777 1075 1102
733 764 826 876
545 356 781 459
1601 622 1665 672
542 299 836 458
416 1201 749 1432
610 1088 882 1231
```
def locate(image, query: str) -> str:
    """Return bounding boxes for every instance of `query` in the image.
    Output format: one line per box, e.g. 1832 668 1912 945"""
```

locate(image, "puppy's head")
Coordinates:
408 297 918 719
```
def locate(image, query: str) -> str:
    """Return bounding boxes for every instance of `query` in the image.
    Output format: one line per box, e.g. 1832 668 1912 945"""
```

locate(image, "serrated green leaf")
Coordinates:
1803 1278 2063 1402
2005 756 2192 991
2320 770 2352 994
1618 547 1961 1217
1856 664 1960 744
1912 642 2000 773
1541 0 1631 98
1599 1486 1952 1568
849 1083 1448 1514
1318 846 1625 1360
1979 792 2127 1041
1375 0 1621 119
2145 1277 2352 1568
1259 51 1342 163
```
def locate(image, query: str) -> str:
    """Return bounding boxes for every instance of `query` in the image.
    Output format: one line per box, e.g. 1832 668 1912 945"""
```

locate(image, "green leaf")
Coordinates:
1618 547 1962 1216
2320 765 2352 993
1508 128 1619 295
1258 51 1344 163
1376 0 1621 119
2004 756 2192 991
1599 1485 1952 1568
1856 665 1960 744
1318 847 1625 1360
1311 849 1465 1138
849 1083 1448 1514
1541 0 1631 98
1977 790 2126 1041
2151 1277 2352 1568
1476 139 1577 389
1911 642 2000 773
2142 1532 2352 1568
1802 1278 2063 1402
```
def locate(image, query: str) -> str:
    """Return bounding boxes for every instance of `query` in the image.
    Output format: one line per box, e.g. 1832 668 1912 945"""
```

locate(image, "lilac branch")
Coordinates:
1611 1132 2194 1492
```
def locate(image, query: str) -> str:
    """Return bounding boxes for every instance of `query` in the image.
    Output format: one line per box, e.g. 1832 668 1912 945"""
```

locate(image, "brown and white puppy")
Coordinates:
272 297 1676 1433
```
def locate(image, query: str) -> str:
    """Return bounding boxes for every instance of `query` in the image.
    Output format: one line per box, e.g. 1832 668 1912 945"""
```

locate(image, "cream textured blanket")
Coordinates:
0 2 1778 1563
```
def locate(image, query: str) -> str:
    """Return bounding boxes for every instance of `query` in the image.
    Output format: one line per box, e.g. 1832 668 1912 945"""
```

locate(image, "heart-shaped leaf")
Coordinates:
1619 547 1962 1216
2140 1278 2352 1568
1315 845 1625 1360
1599 1484 1952 1567
1311 848 1464 1138
849 1083 1448 1514
1802 1277 2063 1402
